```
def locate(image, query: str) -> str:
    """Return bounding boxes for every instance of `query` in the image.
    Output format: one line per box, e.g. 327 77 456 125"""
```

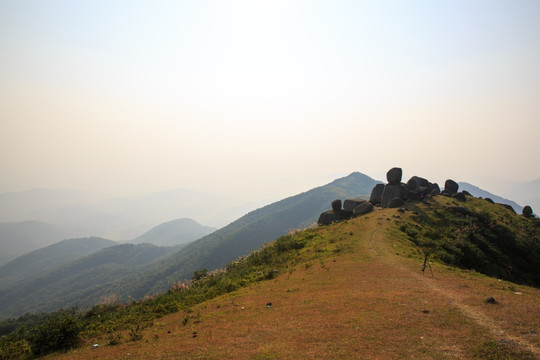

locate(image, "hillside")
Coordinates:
0 237 117 290
89 172 380 301
458 182 523 213
5 193 537 359
0 221 73 266
0 243 179 319
130 218 215 247
0 172 378 320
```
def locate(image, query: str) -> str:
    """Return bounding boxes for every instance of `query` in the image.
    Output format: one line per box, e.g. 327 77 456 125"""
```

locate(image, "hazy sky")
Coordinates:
1 0 539 201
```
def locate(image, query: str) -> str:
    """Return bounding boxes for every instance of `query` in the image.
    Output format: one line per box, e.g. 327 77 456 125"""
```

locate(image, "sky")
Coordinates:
1 0 539 202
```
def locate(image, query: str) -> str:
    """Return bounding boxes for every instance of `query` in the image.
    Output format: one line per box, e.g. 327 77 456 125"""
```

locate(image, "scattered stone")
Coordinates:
92 344 99 349
343 199 366 212
192 332 198 338
498 203 516 213
462 190 472 196
353 202 374 216
444 179 459 194
386 167 403 185
388 197 405 208
523 205 533 218
449 206 471 216
452 192 467 202
421 310 430 314
485 297 497 304
266 302 272 308
331 199 342 212
369 184 385 205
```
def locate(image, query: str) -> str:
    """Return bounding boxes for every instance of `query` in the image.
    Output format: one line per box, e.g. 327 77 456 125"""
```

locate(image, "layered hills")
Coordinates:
0 237 117 289
0 172 380 319
2 192 538 359
129 218 215 247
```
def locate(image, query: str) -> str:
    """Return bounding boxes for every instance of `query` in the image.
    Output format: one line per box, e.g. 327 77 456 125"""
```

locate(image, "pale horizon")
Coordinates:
2 1 539 204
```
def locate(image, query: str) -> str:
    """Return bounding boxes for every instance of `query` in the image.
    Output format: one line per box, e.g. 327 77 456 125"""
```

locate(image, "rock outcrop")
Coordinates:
317 166 532 226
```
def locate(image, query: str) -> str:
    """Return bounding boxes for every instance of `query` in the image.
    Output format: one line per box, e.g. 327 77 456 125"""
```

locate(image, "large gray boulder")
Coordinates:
430 183 441 195
408 176 430 189
444 179 459 194
523 205 533 218
318 211 335 226
388 197 405 208
369 184 385 205
343 199 366 212
381 184 404 207
386 167 403 185
331 199 342 212
353 202 374 216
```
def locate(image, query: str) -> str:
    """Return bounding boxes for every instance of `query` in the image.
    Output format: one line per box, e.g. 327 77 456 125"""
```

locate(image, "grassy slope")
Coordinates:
48 198 540 360
97 172 379 301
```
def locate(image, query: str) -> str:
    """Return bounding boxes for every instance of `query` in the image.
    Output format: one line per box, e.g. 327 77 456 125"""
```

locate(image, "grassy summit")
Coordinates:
1 194 539 359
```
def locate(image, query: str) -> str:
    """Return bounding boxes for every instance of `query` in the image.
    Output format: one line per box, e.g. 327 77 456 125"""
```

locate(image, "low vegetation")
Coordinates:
1 193 539 359
390 196 540 287
0 229 323 359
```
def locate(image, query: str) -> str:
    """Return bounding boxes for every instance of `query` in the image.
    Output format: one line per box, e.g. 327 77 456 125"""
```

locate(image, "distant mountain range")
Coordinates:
130 218 215 247
0 188 266 241
1 172 537 319
0 242 180 318
503 178 540 215
0 221 74 266
458 182 522 212
0 237 117 290
0 171 380 318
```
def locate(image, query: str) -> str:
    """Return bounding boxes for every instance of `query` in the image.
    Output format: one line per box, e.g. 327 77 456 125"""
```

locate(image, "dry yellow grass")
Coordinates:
46 208 540 359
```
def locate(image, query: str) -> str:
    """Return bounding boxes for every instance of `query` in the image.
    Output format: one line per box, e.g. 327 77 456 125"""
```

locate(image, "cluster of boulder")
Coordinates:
317 167 535 226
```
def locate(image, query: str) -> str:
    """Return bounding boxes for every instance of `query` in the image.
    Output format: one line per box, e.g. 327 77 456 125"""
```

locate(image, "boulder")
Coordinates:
407 178 418 191
317 210 335 226
408 176 430 189
381 184 404 207
369 184 385 205
449 206 471 216
523 205 533 218
388 197 405 208
485 198 494 204
452 192 467 202
444 179 459 194
462 190 472 197
353 202 374 216
401 183 409 200
498 203 516 213
335 210 353 221
440 189 453 197
343 199 366 212
430 183 441 195
331 199 342 212
407 190 421 201
386 167 403 185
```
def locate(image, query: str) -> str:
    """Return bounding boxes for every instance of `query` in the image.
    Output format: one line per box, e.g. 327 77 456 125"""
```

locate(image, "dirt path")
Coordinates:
369 217 540 359
421 275 540 358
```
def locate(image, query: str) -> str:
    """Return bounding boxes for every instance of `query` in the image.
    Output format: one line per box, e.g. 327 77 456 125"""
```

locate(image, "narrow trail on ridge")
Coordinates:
370 215 540 359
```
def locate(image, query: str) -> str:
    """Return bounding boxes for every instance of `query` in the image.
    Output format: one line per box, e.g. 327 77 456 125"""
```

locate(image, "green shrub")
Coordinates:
25 309 83 355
